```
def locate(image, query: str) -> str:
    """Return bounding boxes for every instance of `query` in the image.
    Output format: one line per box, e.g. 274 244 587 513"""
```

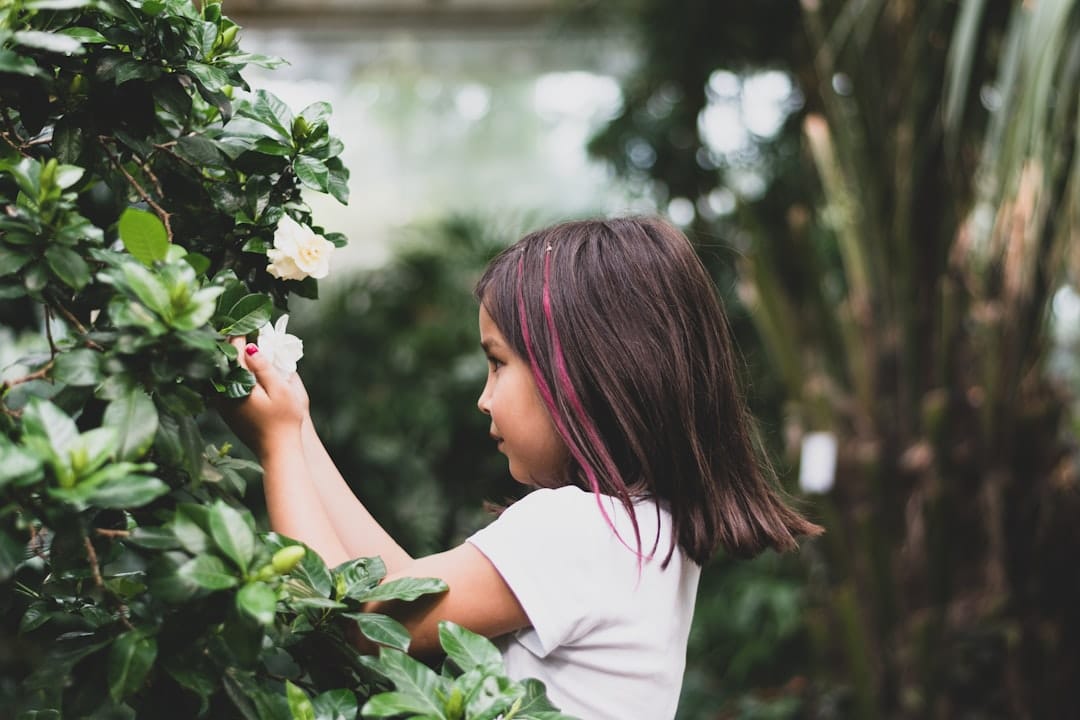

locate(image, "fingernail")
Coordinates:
245 344 259 356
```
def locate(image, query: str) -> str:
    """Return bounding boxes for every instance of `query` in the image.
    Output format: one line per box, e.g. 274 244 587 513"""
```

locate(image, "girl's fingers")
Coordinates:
241 343 285 395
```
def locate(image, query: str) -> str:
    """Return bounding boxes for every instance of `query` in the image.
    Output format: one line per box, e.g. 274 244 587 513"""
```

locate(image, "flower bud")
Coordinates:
291 116 310 142
271 545 306 574
219 25 238 51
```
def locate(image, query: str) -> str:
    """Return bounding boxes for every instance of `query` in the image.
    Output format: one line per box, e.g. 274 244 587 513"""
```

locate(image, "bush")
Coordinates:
0 1 571 718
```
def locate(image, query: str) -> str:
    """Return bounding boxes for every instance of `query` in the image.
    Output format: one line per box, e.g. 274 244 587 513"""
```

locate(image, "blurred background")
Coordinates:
25 0 1077 717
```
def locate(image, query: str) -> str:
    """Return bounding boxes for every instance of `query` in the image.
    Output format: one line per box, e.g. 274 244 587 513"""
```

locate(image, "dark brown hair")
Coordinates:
475 217 822 565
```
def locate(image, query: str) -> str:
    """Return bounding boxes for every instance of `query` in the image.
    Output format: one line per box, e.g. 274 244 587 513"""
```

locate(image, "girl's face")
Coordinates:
477 305 569 486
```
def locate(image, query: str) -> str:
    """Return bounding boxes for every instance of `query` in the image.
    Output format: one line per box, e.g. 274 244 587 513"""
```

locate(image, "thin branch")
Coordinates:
0 111 29 156
0 360 54 394
28 524 48 563
83 534 104 589
94 528 131 539
83 533 135 631
99 137 173 243
50 299 87 333
137 155 164 198
50 300 104 351
44 307 56 358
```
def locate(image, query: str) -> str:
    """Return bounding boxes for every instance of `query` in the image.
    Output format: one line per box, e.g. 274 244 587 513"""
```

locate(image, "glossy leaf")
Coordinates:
103 389 158 460
286 681 316 720
85 474 168 508
53 348 102 387
237 582 278 626
311 689 358 720
21 398 79 454
208 500 255 572
178 554 238 590
118 208 169 266
45 246 91 289
107 630 156 702
439 621 502 674
350 577 448 604
342 612 411 652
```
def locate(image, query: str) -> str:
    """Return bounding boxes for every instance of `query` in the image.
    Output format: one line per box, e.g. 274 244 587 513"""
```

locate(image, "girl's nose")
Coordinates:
477 386 491 415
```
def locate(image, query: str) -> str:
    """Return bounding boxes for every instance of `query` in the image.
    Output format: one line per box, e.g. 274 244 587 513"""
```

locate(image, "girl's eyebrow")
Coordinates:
480 339 501 353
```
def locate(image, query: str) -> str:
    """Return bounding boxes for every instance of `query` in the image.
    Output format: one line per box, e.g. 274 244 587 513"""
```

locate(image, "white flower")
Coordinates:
266 215 335 281
257 314 304 376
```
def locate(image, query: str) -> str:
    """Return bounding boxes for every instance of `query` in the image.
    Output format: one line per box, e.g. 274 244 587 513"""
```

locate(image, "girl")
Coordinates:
224 216 823 719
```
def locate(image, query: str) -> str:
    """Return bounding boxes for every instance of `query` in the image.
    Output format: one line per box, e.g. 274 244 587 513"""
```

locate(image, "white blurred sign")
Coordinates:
798 431 837 494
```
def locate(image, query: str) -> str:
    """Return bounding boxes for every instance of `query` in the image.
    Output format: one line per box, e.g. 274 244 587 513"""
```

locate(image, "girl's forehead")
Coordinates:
478 305 502 339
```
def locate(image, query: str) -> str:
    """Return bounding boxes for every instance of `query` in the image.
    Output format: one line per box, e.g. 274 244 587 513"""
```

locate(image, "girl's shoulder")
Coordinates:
502 485 673 556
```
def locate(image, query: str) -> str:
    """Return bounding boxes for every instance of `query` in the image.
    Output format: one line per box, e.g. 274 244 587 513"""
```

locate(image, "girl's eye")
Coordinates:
487 356 504 371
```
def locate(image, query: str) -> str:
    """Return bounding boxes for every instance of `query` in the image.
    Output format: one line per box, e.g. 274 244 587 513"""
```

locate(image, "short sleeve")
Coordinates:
466 487 607 655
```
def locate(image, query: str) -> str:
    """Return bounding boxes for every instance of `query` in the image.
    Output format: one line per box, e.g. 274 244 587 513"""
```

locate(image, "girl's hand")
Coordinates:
220 338 310 459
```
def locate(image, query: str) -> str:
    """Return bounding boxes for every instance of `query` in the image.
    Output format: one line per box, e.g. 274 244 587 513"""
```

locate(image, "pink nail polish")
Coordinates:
245 343 259 356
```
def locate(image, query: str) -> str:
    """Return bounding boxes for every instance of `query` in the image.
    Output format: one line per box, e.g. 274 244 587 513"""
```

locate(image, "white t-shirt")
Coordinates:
467 485 701 720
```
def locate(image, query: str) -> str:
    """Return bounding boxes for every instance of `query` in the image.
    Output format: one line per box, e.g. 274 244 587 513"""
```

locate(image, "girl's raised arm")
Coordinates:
299 417 412 569
225 344 528 656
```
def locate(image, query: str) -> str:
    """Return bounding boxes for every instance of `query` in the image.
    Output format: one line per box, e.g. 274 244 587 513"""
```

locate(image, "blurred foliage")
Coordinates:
584 0 1080 718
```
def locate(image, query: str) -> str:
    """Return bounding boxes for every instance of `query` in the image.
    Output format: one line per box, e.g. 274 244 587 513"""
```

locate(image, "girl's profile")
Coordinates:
223 215 823 719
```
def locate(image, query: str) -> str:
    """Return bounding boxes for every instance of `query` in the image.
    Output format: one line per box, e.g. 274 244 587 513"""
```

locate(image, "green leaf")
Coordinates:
220 293 272 336
367 648 447 713
172 505 211 555
299 101 332 126
57 26 109 43
333 555 386 599
118 261 171 317
185 252 211 276
236 582 277 626
26 0 94 9
171 287 224 331
439 621 503 673
104 389 158 460
176 136 226 168
54 164 84 190
286 681 316 720
185 62 231 92
178 554 239 590
53 348 102 387
343 612 411 652
243 89 294 142
0 439 44 488
53 121 85 164
128 526 179 550
209 500 255 572
86 474 168 508
0 251 32 275
253 137 295 157
0 530 25 583
361 692 446 718
294 156 329 192
118 208 169 266
22 398 79 454
12 30 84 55
351 577 448 604
68 426 118 477
211 365 256 398
324 167 349 205
107 630 156 702
311 689 357 720
45 246 91 290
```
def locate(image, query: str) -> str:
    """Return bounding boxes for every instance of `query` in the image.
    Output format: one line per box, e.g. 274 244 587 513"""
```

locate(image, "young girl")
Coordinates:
224 216 822 719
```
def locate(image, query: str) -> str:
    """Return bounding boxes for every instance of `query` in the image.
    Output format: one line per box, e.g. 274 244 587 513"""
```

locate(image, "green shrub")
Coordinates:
0 1 571 717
